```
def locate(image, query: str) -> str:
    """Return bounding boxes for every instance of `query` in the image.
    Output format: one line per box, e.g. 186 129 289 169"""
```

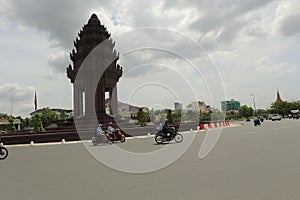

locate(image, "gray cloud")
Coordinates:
189 0 276 45
0 83 35 102
4 0 277 52
279 14 300 36
6 0 110 49
47 51 69 73
0 83 36 116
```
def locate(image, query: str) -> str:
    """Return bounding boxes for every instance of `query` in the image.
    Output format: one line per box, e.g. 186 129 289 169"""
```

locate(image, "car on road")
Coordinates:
291 109 299 119
271 114 281 121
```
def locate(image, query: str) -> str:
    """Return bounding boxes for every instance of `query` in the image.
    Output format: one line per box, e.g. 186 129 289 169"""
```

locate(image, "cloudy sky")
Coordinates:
0 0 299 117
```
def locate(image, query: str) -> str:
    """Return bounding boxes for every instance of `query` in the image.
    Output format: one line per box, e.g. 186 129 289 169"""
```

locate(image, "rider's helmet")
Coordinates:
108 122 113 126
98 124 103 127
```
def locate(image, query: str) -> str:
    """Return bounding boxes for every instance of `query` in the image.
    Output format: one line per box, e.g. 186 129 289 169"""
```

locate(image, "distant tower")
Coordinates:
275 89 283 103
67 14 122 124
174 102 182 111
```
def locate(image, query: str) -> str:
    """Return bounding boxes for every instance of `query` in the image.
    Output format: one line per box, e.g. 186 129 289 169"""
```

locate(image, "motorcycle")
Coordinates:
105 129 126 143
92 134 110 145
0 146 8 160
155 127 183 144
259 116 264 123
92 128 125 145
254 118 261 126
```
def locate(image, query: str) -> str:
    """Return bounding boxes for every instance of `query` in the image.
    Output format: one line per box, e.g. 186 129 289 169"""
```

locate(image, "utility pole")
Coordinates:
250 94 256 116
10 94 13 117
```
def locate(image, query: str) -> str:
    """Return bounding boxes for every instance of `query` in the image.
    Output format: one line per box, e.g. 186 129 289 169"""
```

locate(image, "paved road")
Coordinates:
121 121 199 136
1 119 300 200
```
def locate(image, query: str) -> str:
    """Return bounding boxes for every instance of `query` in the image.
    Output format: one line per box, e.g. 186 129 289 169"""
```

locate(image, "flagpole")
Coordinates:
34 91 37 111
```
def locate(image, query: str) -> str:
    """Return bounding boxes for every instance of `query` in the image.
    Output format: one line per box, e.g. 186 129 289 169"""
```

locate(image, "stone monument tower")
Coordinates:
67 14 122 125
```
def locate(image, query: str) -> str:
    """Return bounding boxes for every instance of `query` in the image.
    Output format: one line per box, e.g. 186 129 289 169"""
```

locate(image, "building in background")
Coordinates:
221 99 240 112
187 101 207 112
174 102 182 111
0 119 21 131
118 101 140 119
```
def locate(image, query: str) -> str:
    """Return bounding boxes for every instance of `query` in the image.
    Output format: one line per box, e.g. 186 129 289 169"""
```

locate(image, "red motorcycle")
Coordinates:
92 129 125 145
105 129 126 143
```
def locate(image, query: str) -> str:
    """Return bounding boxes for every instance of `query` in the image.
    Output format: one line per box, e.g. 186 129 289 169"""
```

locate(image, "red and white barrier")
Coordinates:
198 121 231 130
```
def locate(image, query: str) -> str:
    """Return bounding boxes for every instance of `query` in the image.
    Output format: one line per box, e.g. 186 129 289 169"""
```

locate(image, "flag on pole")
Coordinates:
34 91 37 111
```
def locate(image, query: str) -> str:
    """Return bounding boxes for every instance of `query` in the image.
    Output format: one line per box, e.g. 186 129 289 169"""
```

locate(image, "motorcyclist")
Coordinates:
92 123 108 143
254 117 261 126
96 124 105 136
156 120 163 132
259 116 264 122
162 119 174 137
107 122 117 139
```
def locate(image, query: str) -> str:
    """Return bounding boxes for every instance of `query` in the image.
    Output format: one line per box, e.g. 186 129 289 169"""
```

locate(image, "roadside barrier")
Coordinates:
198 121 231 130
208 122 212 129
199 123 205 130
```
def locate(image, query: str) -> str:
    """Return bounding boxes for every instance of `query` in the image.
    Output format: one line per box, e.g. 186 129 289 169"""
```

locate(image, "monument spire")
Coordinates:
276 89 282 103
66 14 122 125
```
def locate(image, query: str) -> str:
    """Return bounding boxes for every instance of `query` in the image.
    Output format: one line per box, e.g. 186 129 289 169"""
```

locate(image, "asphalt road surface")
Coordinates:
1 119 300 200
122 121 199 136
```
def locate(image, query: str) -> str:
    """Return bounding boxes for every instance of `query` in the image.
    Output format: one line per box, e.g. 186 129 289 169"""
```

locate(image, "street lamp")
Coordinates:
250 94 256 116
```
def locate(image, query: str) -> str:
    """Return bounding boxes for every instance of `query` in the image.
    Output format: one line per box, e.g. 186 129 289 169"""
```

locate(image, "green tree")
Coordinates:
270 101 290 117
172 110 181 123
289 102 300 110
0 113 9 119
137 108 148 127
21 118 31 130
58 110 69 120
5 118 17 133
166 109 174 123
238 105 253 118
200 111 211 122
40 107 58 124
225 111 237 120
31 115 45 132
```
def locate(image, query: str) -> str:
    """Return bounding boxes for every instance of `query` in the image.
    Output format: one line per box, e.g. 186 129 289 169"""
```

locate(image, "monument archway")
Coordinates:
67 14 122 126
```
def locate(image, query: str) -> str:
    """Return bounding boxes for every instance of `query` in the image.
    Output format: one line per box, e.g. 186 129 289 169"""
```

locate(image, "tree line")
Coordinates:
0 108 71 134
135 100 300 126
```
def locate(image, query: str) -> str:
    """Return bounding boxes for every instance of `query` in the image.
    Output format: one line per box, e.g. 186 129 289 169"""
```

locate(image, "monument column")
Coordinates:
73 86 81 117
111 85 118 116
67 14 123 128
